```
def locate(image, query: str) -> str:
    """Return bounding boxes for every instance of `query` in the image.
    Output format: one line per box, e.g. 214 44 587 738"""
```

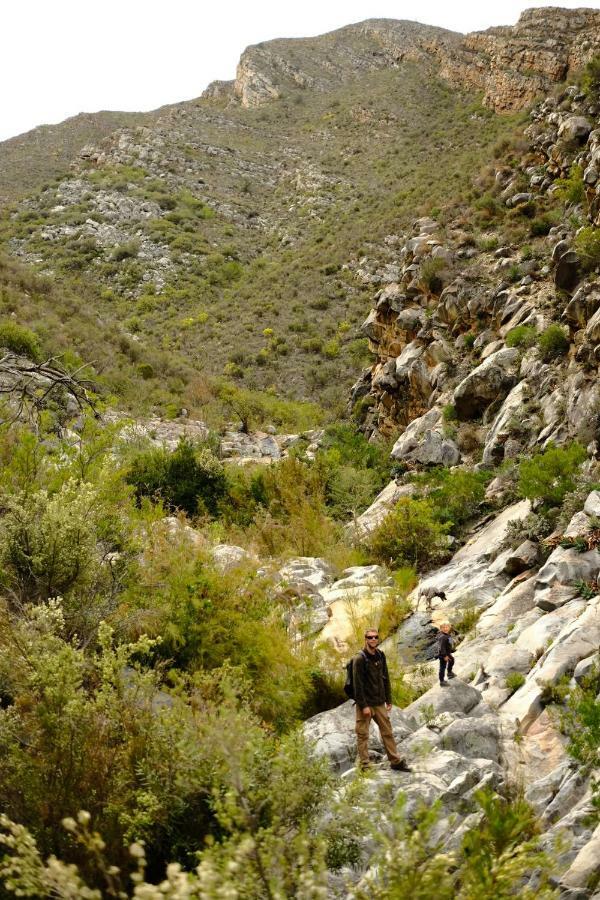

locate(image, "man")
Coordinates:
352 629 409 771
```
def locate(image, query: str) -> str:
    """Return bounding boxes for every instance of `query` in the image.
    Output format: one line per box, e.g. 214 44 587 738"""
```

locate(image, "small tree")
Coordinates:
127 438 226 516
368 497 450 570
518 442 586 507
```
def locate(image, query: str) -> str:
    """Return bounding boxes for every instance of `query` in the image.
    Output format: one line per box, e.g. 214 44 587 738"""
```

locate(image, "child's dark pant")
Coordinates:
439 654 454 682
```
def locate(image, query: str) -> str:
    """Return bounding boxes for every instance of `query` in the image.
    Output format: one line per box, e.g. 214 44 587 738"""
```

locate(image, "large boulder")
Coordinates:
350 480 415 537
319 566 394 650
535 547 600 592
560 823 600 891
403 680 483 728
502 597 600 732
440 715 501 762
303 700 412 772
558 116 592 143
453 349 520 420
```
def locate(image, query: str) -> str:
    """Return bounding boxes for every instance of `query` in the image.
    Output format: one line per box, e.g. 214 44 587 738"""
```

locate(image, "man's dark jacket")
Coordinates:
352 648 392 708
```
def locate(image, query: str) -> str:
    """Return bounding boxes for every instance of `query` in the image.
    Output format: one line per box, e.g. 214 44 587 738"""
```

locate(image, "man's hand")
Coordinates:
362 707 372 717
444 656 450 662
385 703 392 713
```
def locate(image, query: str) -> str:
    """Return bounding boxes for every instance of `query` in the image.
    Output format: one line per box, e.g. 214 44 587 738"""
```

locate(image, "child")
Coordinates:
437 621 456 686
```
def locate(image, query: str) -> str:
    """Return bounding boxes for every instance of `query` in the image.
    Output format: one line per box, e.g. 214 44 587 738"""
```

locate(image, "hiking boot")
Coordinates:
447 672 457 679
390 760 412 772
439 680 448 687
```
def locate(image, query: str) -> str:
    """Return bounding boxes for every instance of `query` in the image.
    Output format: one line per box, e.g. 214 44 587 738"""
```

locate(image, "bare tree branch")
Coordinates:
0 352 99 428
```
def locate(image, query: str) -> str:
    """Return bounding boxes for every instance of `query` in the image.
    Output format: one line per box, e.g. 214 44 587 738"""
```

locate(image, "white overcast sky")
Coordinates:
2 0 599 142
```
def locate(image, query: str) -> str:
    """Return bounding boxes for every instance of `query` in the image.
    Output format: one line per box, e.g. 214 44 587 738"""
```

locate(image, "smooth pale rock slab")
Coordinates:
413 501 532 615
302 700 412 773
524 758 570 816
503 598 600 732
535 547 600 591
477 575 537 636
350 480 415 537
403 680 483 728
211 543 251 572
440 715 501 762
516 709 569 786
484 643 533 677
535 583 580 612
453 501 531 565
319 566 394 649
584 490 600 518
516 599 586 656
561 823 600 890
504 540 540 575
574 652 599 684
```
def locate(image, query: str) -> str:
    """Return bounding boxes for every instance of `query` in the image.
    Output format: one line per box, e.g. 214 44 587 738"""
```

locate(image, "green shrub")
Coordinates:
0 321 41 360
506 325 536 348
537 324 570 361
518 442 586 507
0 479 127 639
110 240 139 261
555 165 585 205
442 404 458 422
126 438 227 516
560 667 600 814
581 55 600 100
505 671 526 694
368 497 450 570
420 257 447 294
463 332 476 349
412 466 490 529
453 597 482 635
575 226 600 271
529 213 557 237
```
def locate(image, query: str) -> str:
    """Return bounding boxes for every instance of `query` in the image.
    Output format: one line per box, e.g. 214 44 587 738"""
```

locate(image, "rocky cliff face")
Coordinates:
352 80 600 471
215 8 600 113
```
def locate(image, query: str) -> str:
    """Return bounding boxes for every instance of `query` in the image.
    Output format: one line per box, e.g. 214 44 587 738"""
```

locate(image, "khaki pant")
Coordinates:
355 704 402 767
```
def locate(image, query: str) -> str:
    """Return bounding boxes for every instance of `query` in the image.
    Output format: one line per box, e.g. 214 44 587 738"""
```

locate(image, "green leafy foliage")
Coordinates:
368 497 450 570
537 324 570 361
412 466 490 530
581 55 600 101
575 226 600 271
316 424 392 519
555 165 585 204
0 320 41 360
506 324 536 348
518 442 586 507
126 438 227 517
505 671 526 694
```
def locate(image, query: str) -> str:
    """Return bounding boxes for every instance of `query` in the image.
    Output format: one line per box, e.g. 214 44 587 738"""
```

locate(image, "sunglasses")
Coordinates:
366 635 379 640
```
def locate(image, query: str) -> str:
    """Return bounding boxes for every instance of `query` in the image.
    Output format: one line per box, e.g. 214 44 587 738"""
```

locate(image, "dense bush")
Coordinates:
420 257 447 294
412 467 490 530
575 226 600 271
555 164 585 204
537 324 570 361
317 424 392 519
126 438 227 517
0 320 41 360
506 324 536 348
581 54 600 101
518 442 586 507
368 497 450 570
